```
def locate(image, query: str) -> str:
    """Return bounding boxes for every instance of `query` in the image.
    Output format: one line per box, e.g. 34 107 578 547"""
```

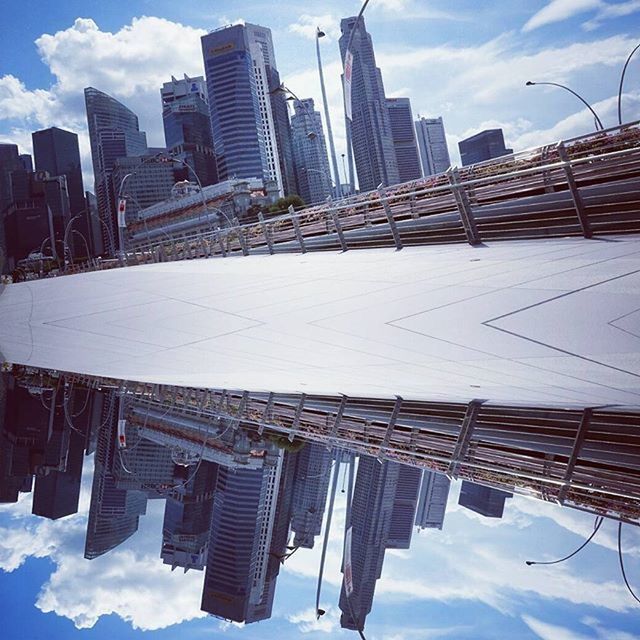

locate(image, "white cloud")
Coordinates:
287 605 341 633
288 14 341 41
583 0 640 29
523 0 603 32
523 614 594 640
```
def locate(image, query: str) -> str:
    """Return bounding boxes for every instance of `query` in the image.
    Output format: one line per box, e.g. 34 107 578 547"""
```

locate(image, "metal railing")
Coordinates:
29 122 640 278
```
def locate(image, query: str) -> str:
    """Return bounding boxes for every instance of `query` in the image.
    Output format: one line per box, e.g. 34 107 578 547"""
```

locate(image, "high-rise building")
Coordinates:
18 155 33 173
291 443 332 548
415 116 451 177
386 464 421 549
458 129 513 167
84 87 148 254
386 98 422 183
415 470 450 530
0 144 21 216
339 16 399 192
458 481 512 518
201 25 269 185
291 99 332 205
161 75 218 188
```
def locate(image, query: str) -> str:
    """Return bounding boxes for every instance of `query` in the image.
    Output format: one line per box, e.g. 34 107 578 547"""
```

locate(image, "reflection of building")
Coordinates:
415 116 451 177
84 87 148 254
85 395 148 559
291 98 332 205
291 443 332 548
458 481 512 519
415 471 450 530
339 16 399 191
458 129 513 167
161 75 218 188
386 98 422 183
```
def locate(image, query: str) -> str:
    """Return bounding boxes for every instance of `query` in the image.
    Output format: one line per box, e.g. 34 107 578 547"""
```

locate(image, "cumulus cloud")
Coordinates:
288 14 341 41
287 605 341 633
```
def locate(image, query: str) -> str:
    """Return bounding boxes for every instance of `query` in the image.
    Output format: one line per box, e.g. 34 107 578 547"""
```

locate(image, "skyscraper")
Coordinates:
415 116 451 177
386 464 421 549
291 99 332 204
84 87 148 254
339 16 399 192
415 470 451 530
386 98 422 183
0 144 20 216
161 75 218 188
458 129 513 167
458 481 513 518
201 25 269 184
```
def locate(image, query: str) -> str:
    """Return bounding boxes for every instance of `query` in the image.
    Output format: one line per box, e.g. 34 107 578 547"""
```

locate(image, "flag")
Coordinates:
344 50 353 121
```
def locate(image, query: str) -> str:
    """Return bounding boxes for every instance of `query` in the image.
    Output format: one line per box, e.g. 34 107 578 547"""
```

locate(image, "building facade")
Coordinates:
161 75 218 188
415 470 451 530
339 16 399 192
291 98 333 205
386 98 422 183
415 116 451 176
458 128 513 167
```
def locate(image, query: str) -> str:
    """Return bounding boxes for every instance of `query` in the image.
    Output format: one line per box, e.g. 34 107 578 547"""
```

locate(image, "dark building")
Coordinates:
3 170 71 271
84 87 148 255
339 16 399 192
458 129 513 167
386 98 422 183
0 144 21 215
161 75 218 188
386 464 422 549
18 154 33 173
458 481 513 518
201 25 268 183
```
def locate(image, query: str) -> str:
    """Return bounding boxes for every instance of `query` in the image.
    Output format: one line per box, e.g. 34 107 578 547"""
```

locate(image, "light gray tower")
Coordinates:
339 16 399 192
415 116 451 177
291 99 332 205
386 98 422 183
84 88 147 254
415 470 451 530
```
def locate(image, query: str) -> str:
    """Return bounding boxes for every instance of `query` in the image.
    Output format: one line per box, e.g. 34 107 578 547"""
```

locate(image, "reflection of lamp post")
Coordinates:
525 81 604 131
316 27 342 198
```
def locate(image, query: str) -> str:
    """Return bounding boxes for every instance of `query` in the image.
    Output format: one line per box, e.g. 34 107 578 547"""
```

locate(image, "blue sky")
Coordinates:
1 0 640 189
1 457 639 640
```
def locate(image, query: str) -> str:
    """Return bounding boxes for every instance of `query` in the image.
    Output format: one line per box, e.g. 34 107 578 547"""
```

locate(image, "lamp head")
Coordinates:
525 81 535 86
317 27 326 38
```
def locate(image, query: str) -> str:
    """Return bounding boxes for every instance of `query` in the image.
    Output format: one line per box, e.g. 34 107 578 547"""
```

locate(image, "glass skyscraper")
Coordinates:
84 87 147 254
415 116 452 177
386 98 422 183
339 16 399 192
161 75 218 188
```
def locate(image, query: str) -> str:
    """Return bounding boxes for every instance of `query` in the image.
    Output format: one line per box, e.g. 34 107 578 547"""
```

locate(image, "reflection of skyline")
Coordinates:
1 367 639 633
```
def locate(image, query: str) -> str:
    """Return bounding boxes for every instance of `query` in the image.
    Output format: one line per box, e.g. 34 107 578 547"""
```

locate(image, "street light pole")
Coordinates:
316 27 342 199
617 42 640 125
525 81 604 131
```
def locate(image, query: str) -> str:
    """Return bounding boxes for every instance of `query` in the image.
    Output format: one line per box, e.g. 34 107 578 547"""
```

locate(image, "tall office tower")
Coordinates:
415 470 451 530
386 464 422 549
415 116 451 177
458 481 513 519
111 154 186 221
18 155 33 173
291 99 332 204
85 397 147 559
201 25 269 184
458 128 513 167
386 98 422 183
161 75 218 188
339 16 399 192
291 443 332 548
201 454 284 624
32 127 91 258
84 87 148 254
0 144 21 215
162 461 218 572
339 455 400 632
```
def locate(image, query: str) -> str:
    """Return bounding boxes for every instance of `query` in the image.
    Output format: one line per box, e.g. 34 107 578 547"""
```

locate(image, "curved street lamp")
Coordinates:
316 27 342 198
525 81 604 131
618 42 640 125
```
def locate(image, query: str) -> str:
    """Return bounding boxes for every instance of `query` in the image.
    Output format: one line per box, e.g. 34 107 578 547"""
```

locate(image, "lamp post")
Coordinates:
63 214 82 269
618 42 640 125
525 81 604 131
316 27 342 199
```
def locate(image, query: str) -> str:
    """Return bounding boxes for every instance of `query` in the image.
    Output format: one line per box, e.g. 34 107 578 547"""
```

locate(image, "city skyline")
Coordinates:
2 2 639 193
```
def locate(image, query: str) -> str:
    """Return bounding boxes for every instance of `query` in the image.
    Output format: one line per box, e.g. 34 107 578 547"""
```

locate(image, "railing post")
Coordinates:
446 167 481 245
447 399 484 478
377 186 403 250
289 205 306 253
327 199 348 251
234 217 249 256
557 142 593 238
557 408 592 504
258 212 275 255
217 229 227 257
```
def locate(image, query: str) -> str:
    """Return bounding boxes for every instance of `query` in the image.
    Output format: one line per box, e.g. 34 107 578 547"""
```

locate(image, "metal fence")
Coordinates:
51 122 640 276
